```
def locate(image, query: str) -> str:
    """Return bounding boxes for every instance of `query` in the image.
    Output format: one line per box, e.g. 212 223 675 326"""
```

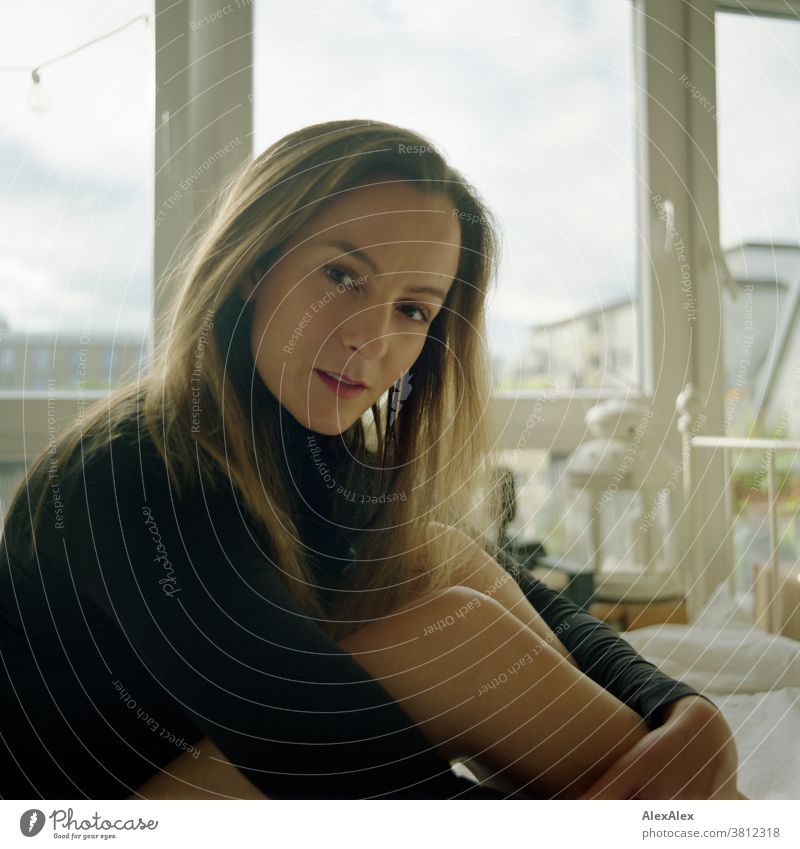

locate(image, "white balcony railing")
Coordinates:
678 384 800 634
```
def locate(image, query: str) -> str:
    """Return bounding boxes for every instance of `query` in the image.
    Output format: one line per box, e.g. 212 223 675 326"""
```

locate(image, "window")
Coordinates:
2 2 766 618
0 4 154 392
717 11 800 437
0 4 154 526
251 2 648 597
32 348 50 374
716 9 800 596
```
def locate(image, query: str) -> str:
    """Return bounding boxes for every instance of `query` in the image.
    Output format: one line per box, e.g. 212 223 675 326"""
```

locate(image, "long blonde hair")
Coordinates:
9 118 506 641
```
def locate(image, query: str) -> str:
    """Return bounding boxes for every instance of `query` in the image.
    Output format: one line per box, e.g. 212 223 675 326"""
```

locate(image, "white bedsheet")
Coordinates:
621 584 800 800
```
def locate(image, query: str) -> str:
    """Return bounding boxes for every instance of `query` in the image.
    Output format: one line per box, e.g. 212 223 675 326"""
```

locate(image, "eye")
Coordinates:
398 303 431 324
324 263 431 324
324 263 363 291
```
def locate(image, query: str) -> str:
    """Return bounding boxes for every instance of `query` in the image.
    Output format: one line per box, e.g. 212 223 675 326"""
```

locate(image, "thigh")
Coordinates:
339 584 647 796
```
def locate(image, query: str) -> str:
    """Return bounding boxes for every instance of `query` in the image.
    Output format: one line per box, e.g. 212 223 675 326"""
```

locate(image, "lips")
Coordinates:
320 369 366 388
314 369 367 399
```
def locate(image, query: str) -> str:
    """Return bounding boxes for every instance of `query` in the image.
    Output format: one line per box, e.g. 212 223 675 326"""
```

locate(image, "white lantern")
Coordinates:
564 399 684 602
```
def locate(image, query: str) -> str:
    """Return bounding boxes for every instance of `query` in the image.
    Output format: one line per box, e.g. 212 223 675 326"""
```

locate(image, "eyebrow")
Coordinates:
319 239 451 301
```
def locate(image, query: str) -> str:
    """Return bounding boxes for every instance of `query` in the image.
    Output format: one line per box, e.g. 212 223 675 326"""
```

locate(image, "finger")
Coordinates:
577 770 639 800
577 738 655 799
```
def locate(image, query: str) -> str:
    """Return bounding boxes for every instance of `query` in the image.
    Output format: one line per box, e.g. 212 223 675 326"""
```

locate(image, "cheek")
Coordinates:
400 332 429 370
373 335 428 396
250 287 310 354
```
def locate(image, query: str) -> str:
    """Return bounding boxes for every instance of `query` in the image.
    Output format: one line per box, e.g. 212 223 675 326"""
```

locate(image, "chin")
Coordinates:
314 424 348 437
311 415 359 437
287 405 358 436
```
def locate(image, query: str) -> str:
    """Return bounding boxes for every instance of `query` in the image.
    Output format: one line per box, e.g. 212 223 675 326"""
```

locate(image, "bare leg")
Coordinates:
128 526 582 801
129 584 645 799
338 585 649 798
414 532 583 790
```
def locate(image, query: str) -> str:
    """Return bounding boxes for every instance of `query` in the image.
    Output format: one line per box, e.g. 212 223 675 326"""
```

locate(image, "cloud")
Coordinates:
0 170 151 335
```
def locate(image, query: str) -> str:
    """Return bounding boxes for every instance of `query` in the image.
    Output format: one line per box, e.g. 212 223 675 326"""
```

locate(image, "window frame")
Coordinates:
4 0 795 615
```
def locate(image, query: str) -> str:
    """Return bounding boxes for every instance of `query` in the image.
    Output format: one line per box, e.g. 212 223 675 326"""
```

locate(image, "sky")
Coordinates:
0 1 153 340
0 1 798 377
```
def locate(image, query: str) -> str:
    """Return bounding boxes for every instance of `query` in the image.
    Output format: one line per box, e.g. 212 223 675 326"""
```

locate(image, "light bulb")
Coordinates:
27 69 50 112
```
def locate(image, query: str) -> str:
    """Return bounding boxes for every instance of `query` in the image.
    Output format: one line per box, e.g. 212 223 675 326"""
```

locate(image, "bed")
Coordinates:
452 581 800 799
621 581 800 800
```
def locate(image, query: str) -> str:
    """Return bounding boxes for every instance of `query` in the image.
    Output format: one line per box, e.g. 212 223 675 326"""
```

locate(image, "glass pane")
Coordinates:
0 4 154 392
253 0 638 391
716 12 800 601
717 12 800 436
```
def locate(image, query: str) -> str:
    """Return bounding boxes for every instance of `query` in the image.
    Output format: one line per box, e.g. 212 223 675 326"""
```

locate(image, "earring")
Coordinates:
388 371 413 426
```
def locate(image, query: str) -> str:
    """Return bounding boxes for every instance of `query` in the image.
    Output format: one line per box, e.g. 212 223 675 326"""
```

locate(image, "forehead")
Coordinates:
291 181 462 275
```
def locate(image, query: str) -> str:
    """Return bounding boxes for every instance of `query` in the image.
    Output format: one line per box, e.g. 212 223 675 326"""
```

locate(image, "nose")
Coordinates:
340 304 392 360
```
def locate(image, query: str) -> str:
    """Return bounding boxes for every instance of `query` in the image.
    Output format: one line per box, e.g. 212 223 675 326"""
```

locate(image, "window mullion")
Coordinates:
636 0 731 619
154 0 254 338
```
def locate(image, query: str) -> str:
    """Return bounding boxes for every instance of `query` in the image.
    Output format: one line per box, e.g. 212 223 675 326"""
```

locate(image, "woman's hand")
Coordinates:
576 695 746 799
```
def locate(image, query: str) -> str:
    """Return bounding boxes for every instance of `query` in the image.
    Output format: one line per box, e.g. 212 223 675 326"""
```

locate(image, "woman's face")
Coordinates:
240 181 462 435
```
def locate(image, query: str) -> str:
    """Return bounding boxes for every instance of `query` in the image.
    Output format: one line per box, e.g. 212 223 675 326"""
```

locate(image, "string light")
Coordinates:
0 15 150 112
27 69 49 112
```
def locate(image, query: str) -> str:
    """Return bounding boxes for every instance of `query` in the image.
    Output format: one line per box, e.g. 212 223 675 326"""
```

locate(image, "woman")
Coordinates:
0 119 744 800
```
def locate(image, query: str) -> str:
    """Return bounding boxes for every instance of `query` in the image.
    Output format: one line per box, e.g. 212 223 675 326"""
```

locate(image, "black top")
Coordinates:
0 405 710 800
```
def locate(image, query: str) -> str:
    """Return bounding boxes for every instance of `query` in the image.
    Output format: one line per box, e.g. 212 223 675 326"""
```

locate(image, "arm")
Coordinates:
59 439 505 799
576 693 744 800
490 552 745 799
493 548 718 730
